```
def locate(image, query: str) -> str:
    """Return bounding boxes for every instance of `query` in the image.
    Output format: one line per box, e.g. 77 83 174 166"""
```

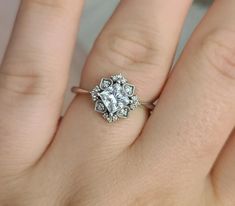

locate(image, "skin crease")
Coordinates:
0 0 235 205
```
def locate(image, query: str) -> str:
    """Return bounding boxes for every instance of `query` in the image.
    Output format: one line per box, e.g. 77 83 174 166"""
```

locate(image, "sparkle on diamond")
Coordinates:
99 83 130 115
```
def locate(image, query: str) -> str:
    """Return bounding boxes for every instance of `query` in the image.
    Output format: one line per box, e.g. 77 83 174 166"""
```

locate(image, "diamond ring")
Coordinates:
71 74 155 123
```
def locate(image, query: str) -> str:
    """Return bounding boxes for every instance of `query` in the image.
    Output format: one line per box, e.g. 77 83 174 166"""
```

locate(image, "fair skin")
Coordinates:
0 0 234 205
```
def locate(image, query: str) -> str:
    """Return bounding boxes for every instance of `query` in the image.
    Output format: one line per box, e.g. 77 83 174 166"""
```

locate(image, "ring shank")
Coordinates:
71 87 89 94
71 86 155 110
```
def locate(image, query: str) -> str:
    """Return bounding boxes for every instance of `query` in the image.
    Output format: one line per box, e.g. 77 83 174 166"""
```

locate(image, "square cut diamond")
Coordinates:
99 83 130 115
90 74 139 122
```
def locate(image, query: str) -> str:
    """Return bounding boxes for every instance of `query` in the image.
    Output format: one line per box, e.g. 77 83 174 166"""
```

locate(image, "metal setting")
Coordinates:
72 74 155 123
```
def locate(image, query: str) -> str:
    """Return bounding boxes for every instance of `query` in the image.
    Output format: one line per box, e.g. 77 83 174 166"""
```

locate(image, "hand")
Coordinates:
0 0 234 205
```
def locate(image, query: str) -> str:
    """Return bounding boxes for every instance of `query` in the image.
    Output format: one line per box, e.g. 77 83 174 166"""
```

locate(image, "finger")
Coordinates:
135 0 235 183
50 0 192 162
0 0 83 171
212 128 235 205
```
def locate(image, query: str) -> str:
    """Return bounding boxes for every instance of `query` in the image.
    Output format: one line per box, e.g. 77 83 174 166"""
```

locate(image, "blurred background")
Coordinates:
0 0 212 110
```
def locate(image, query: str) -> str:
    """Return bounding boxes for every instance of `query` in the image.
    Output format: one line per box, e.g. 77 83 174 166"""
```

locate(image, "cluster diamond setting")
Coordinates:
90 74 140 122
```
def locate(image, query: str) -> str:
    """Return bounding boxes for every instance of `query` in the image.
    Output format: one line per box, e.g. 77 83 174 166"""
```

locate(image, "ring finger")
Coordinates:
50 0 193 161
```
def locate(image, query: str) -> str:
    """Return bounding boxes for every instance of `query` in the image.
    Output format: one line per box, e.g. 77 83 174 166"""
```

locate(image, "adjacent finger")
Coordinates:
0 0 83 171
135 0 235 184
51 0 192 163
212 128 235 205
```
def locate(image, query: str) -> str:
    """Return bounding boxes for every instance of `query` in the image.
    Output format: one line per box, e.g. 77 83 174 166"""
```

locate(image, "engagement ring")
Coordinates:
71 74 155 123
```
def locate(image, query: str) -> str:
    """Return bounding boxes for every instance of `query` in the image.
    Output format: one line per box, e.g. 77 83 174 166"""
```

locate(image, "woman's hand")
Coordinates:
0 0 234 205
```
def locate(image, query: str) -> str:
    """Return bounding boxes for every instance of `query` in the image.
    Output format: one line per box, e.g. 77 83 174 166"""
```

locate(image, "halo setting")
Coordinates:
90 74 140 122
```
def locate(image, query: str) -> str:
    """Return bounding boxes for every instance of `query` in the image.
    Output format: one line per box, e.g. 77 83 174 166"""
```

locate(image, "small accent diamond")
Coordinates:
123 83 135 96
117 106 130 118
100 78 113 90
95 101 106 113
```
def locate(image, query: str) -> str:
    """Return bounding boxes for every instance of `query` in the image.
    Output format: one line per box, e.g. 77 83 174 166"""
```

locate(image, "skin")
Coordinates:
0 0 234 205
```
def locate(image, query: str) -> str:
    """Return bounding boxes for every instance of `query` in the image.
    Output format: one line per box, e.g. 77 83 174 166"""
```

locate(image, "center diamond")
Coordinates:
90 74 139 122
99 83 130 115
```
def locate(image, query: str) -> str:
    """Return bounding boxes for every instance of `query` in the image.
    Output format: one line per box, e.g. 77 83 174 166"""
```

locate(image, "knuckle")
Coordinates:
0 51 60 97
95 24 163 71
0 70 48 96
23 0 65 10
89 24 168 101
200 29 235 80
0 63 52 97
22 0 73 19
